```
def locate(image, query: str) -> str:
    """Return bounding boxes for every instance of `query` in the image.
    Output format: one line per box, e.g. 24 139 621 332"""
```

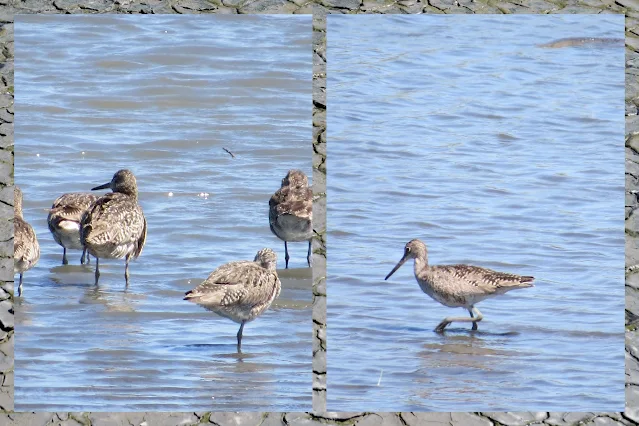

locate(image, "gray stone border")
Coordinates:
0 0 636 424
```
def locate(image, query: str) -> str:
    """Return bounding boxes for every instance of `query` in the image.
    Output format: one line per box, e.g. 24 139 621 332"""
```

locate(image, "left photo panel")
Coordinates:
14 15 313 411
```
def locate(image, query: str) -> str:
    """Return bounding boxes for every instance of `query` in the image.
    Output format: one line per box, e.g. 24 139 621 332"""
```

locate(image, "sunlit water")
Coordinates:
14 15 313 411
327 15 624 412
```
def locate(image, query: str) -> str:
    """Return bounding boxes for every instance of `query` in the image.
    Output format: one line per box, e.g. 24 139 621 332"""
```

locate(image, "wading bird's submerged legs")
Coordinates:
284 241 290 269
124 254 131 287
94 258 100 285
435 306 484 333
18 273 23 297
470 308 479 330
81 248 90 265
62 248 68 265
237 321 246 352
307 240 312 267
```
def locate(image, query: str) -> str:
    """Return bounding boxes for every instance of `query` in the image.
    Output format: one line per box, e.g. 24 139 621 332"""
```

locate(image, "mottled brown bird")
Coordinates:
14 186 40 297
184 248 281 351
269 169 312 268
48 192 97 265
385 239 534 332
80 170 147 286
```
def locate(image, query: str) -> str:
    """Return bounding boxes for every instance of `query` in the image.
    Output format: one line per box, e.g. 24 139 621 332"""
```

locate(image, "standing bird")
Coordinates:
14 186 40 297
385 239 534 332
184 248 281 352
80 170 147 286
47 192 98 265
269 169 313 269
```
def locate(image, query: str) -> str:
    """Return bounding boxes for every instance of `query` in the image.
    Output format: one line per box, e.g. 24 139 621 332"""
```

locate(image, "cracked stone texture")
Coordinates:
628 0 639 420
0 0 635 425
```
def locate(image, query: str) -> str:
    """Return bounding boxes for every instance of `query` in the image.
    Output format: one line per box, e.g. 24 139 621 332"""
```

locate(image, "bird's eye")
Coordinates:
405 247 411 253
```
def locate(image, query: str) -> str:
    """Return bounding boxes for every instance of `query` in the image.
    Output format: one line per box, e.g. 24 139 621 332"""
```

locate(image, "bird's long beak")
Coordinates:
385 255 408 280
91 182 111 191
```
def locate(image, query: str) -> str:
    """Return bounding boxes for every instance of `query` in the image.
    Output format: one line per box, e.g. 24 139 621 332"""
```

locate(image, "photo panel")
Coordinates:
14 14 313 411
327 14 624 412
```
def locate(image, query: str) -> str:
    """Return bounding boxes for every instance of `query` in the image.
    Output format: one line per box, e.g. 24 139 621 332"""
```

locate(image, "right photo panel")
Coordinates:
327 15 624 411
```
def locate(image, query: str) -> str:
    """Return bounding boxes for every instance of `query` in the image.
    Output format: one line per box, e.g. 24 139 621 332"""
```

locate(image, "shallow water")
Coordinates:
327 15 624 412
14 15 313 411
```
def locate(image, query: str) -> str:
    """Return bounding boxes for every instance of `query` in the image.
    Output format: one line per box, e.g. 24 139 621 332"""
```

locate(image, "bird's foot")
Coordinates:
435 321 450 333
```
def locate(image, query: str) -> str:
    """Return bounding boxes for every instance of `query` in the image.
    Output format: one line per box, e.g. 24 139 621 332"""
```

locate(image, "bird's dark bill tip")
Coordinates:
91 182 111 191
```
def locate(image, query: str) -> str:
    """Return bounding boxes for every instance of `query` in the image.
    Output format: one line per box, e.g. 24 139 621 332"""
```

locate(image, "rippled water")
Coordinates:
14 15 312 411
327 15 624 412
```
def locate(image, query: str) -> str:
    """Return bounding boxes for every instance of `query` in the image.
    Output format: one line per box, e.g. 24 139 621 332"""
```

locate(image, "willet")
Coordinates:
385 239 534 332
269 169 313 269
14 186 40 297
80 170 147 286
48 192 98 265
184 248 281 351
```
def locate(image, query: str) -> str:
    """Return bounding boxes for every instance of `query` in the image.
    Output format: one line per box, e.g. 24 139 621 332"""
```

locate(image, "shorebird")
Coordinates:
184 248 281 351
14 186 40 297
385 239 534 332
80 170 147 286
48 192 98 265
269 169 312 269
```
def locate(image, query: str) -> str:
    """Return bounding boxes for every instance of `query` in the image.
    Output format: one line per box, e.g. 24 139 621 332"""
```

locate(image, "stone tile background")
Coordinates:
0 0 636 424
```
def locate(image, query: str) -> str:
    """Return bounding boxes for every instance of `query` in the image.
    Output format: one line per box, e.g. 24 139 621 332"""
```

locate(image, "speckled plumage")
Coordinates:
14 186 40 297
269 169 312 268
184 248 281 351
48 192 98 265
385 239 534 332
80 170 147 286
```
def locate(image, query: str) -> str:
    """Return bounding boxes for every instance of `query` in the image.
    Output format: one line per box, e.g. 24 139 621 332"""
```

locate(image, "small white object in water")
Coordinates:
168 192 173 197
377 369 383 386
198 192 210 199
36 153 40 157
81 151 85 155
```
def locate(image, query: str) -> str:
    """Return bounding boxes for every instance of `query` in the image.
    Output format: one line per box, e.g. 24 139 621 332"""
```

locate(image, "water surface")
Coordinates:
327 15 624 412
15 15 312 411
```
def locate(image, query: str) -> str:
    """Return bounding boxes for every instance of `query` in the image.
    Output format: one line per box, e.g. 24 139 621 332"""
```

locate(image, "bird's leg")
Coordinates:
471 306 483 330
435 306 484 333
284 241 290 269
435 319 451 333
124 255 130 287
307 240 312 267
94 258 100 285
81 248 88 265
469 308 477 330
237 321 245 352
62 248 68 265
18 273 23 297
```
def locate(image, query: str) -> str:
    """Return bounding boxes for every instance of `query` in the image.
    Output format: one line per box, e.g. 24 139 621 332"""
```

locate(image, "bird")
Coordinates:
184 248 281 352
47 192 98 265
80 170 147 286
269 169 313 269
14 186 40 297
385 239 534 332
